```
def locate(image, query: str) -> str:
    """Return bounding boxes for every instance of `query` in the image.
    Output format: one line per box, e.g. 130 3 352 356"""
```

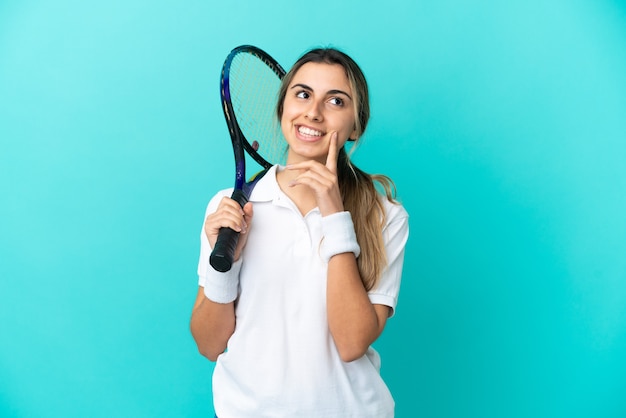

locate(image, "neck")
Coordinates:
276 167 318 216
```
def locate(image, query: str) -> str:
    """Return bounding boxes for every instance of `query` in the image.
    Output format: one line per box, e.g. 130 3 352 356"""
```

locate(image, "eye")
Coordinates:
296 90 310 99
328 97 344 107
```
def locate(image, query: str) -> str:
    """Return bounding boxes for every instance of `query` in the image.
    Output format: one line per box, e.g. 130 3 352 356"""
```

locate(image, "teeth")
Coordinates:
298 126 323 137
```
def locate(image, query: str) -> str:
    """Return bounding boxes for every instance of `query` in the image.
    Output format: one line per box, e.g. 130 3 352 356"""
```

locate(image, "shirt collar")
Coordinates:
249 165 282 203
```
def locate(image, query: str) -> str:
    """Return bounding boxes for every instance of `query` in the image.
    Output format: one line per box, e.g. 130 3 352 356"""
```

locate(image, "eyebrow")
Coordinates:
291 83 353 101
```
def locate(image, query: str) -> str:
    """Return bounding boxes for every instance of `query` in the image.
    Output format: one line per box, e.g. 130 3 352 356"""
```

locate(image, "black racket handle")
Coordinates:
209 189 249 272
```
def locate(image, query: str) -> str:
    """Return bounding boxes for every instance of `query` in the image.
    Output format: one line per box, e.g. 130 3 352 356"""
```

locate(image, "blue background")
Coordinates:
1 1 625 417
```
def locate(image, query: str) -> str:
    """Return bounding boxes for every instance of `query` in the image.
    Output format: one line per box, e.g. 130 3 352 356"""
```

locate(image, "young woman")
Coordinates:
191 47 409 417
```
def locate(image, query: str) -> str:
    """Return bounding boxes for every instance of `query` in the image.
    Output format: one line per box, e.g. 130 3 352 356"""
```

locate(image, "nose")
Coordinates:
305 101 323 122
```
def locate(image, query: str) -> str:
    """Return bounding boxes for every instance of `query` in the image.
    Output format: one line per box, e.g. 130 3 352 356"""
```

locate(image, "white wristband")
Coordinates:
320 211 361 262
203 257 242 303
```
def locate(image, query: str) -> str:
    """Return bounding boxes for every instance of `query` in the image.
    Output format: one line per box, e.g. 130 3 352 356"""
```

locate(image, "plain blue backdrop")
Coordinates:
1 0 625 417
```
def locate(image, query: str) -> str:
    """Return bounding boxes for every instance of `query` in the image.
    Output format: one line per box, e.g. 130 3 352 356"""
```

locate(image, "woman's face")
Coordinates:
280 62 357 164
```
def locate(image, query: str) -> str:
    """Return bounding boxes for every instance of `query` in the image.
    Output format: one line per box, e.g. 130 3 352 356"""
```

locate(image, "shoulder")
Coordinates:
203 165 280 214
204 187 234 215
247 164 280 202
379 195 409 250
381 195 409 225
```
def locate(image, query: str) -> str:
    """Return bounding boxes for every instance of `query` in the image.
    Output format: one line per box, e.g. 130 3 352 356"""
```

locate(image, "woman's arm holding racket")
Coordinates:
191 44 284 358
190 199 253 360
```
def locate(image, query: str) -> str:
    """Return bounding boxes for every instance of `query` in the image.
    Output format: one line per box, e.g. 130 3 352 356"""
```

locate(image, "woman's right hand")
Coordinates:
204 197 254 261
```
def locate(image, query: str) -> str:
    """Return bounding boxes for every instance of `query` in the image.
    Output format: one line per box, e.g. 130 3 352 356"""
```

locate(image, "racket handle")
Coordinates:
210 227 240 272
209 189 249 273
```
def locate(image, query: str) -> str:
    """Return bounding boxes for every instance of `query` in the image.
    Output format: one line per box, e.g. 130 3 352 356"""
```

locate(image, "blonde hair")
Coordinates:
277 48 397 290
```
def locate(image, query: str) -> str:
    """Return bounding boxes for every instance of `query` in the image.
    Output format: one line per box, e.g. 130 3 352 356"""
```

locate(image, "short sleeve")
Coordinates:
367 200 409 317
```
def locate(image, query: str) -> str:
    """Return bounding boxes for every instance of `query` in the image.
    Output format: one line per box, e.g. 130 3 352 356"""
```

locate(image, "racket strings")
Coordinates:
229 53 287 166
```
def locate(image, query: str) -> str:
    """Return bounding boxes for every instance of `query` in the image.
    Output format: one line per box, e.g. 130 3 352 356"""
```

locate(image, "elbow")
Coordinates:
335 341 369 363
340 350 366 363
190 324 226 362
196 344 223 362
201 350 221 363
331 327 379 362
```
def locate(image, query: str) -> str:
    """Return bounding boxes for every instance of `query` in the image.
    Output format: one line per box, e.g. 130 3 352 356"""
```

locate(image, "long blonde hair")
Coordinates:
277 48 396 290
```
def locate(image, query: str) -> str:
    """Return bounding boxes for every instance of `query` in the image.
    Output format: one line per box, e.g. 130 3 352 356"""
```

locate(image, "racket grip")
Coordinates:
210 227 240 272
209 189 249 273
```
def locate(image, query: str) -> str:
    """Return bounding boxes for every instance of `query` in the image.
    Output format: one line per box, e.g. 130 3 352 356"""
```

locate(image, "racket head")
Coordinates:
221 45 287 174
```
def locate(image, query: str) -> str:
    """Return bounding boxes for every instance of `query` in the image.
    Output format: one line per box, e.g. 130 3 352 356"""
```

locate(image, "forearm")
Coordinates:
190 288 235 361
326 253 385 362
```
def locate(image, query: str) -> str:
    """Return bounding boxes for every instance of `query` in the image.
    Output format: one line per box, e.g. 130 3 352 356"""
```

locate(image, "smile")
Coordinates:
297 125 324 138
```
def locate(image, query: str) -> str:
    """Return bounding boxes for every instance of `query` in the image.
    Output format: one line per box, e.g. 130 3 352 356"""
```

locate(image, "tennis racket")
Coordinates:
209 45 286 272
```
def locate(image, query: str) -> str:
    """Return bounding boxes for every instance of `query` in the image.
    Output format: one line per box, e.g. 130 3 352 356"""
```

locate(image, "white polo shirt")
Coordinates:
197 165 409 418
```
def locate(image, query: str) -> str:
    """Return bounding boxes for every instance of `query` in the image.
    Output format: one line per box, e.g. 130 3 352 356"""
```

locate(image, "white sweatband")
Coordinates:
203 257 242 303
320 211 361 262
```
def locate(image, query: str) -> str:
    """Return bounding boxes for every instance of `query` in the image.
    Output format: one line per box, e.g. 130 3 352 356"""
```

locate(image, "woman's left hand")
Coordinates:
286 131 344 216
